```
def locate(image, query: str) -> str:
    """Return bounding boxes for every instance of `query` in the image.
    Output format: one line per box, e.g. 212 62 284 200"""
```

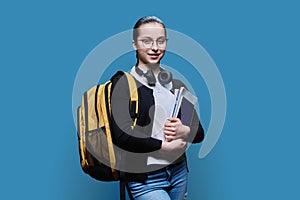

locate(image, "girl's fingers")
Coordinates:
165 135 176 141
164 126 177 131
167 117 179 122
164 122 174 127
164 130 176 136
164 122 179 128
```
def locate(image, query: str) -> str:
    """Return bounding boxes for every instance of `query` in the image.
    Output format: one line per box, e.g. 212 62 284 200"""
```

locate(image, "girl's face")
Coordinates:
133 22 167 67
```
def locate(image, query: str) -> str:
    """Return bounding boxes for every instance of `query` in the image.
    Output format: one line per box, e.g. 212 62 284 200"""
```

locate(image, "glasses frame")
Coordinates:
137 38 168 49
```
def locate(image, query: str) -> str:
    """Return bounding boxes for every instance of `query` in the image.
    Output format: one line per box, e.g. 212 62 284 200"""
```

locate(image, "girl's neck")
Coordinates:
137 63 161 75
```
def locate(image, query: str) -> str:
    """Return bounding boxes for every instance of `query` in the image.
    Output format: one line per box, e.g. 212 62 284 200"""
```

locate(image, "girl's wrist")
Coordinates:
181 125 190 140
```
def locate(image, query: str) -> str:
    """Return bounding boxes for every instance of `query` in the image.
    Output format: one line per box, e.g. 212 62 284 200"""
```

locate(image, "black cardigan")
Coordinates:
110 72 204 181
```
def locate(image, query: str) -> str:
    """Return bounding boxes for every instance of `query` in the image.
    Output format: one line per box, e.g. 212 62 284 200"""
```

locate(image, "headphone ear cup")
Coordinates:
158 70 173 86
144 70 156 86
135 66 156 86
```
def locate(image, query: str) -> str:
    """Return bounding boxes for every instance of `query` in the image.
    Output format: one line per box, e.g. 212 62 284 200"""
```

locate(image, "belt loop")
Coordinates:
166 166 171 181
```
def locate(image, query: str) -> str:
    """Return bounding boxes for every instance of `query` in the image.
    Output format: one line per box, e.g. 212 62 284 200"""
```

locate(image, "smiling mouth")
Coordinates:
148 53 160 59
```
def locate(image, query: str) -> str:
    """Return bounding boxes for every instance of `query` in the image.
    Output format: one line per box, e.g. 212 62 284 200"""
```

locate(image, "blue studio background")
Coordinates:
1 0 299 199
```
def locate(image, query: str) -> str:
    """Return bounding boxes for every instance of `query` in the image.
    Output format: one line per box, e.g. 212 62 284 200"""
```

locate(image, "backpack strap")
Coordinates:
111 71 138 200
102 82 119 180
119 180 134 200
124 72 139 129
111 71 139 129
120 181 125 200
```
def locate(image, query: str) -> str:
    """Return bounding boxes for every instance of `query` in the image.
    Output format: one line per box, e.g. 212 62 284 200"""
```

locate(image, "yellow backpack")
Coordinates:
77 71 138 182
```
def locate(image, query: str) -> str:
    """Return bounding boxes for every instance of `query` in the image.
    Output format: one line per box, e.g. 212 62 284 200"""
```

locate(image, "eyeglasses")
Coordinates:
137 38 168 48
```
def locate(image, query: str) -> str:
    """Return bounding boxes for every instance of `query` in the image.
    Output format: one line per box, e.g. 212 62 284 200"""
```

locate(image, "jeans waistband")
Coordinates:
147 155 186 175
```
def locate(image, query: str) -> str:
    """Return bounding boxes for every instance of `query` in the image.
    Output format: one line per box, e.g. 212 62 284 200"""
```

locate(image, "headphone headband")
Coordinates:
135 66 172 87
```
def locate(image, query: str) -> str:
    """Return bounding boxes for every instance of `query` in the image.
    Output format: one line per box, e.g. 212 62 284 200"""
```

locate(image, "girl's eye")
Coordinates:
143 40 152 44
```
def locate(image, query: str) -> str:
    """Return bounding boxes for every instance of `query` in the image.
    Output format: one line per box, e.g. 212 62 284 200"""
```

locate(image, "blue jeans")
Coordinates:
127 160 188 200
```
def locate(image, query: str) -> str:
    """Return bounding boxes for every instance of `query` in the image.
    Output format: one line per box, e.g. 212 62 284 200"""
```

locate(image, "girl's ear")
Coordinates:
132 40 138 50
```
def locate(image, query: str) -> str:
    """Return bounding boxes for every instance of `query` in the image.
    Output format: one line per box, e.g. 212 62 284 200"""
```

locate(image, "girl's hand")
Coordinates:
161 139 187 155
164 117 190 142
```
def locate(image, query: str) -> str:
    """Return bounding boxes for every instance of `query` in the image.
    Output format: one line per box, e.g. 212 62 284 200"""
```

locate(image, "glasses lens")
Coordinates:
142 39 152 48
157 39 166 47
139 39 167 48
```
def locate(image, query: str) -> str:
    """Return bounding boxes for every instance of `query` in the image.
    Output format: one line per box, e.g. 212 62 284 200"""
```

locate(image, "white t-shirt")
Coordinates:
130 66 175 165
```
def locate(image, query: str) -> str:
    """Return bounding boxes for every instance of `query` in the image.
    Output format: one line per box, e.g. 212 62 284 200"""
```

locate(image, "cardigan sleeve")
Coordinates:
172 79 205 143
187 108 205 143
110 72 162 153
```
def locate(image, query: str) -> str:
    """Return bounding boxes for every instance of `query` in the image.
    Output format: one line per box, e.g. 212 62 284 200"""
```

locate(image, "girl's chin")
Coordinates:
138 58 161 66
147 58 161 64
